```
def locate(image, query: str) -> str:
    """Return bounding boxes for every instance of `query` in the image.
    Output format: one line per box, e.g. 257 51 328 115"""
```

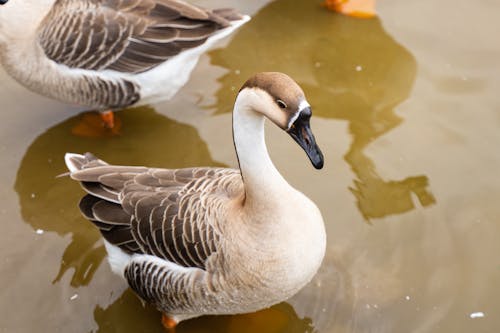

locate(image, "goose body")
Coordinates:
0 0 248 109
64 72 326 323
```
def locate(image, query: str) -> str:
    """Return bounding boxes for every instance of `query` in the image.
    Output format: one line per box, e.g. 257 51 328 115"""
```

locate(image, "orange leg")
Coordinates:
161 314 178 331
322 0 377 18
99 110 115 129
71 111 122 138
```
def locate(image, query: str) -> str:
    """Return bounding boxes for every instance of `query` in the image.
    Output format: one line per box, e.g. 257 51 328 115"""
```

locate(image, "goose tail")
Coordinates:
210 8 251 29
213 8 250 23
64 152 108 173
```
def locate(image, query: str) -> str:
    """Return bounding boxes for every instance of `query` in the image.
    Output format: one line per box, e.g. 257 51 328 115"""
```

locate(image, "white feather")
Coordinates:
298 99 310 111
287 99 311 129
64 153 85 173
104 240 198 280
103 240 132 278
133 15 250 105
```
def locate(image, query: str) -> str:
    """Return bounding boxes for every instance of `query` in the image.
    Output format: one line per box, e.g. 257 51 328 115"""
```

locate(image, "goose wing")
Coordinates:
66 153 243 270
38 0 244 74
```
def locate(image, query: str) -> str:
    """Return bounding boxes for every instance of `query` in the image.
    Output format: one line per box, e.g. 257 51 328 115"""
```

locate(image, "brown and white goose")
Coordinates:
0 0 248 127
64 72 326 327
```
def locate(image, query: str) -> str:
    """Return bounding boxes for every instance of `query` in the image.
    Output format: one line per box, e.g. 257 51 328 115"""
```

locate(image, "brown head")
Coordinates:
238 72 324 169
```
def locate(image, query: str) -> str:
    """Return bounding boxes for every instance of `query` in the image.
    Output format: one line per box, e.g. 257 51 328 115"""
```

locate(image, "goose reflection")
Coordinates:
210 0 435 220
14 107 223 287
94 289 314 333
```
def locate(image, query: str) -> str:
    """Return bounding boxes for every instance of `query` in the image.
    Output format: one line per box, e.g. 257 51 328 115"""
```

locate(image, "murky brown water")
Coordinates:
1 0 500 332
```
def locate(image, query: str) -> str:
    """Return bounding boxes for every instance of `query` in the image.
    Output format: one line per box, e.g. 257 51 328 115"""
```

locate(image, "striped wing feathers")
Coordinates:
38 0 243 73
71 157 243 270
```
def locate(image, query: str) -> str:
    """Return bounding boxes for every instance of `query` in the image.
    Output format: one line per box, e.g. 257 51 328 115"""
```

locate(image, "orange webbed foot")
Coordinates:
99 110 115 129
322 0 377 18
161 314 178 331
71 111 122 138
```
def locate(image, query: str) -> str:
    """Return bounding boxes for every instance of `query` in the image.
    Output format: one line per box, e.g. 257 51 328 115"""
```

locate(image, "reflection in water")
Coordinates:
210 0 435 220
93 290 161 333
14 107 223 287
94 289 313 333
288 251 355 332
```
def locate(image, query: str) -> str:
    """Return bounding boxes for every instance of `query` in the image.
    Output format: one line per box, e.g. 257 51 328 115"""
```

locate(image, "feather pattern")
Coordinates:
69 153 243 270
0 0 248 109
38 0 241 74
124 256 209 314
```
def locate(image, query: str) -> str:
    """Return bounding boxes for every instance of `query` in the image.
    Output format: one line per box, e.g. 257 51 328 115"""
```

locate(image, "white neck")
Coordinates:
232 89 292 207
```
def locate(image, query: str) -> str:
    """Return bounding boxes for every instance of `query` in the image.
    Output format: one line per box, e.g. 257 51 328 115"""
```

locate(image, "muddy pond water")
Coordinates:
1 0 500 332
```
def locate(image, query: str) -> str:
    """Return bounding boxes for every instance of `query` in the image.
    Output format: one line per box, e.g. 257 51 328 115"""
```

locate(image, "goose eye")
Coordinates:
276 100 287 109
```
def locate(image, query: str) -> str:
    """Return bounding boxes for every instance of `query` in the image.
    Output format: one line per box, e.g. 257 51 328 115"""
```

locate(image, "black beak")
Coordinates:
0 0 8 5
287 107 324 169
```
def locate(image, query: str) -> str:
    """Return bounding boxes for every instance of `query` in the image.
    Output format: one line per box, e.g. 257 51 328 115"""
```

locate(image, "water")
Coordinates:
1 0 500 332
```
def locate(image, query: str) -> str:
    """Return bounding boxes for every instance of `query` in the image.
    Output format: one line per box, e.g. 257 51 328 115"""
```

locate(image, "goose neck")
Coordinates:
232 91 291 205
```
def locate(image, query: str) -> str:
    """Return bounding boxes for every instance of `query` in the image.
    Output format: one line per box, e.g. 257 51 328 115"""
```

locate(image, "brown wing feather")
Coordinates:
38 0 244 74
68 153 243 270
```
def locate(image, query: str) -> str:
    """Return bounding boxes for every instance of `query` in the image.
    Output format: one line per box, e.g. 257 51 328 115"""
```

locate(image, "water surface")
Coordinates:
1 0 499 332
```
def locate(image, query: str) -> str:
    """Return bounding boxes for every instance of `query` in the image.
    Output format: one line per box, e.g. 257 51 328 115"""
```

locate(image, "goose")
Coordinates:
0 0 248 128
64 72 326 328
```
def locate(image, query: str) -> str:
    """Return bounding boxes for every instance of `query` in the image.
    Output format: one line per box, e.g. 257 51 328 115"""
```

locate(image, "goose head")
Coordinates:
238 72 324 169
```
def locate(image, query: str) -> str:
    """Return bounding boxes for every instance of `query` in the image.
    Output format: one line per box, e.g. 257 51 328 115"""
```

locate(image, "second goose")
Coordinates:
0 0 248 128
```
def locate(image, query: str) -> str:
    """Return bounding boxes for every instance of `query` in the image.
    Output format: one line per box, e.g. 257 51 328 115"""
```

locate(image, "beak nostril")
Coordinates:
301 127 310 145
